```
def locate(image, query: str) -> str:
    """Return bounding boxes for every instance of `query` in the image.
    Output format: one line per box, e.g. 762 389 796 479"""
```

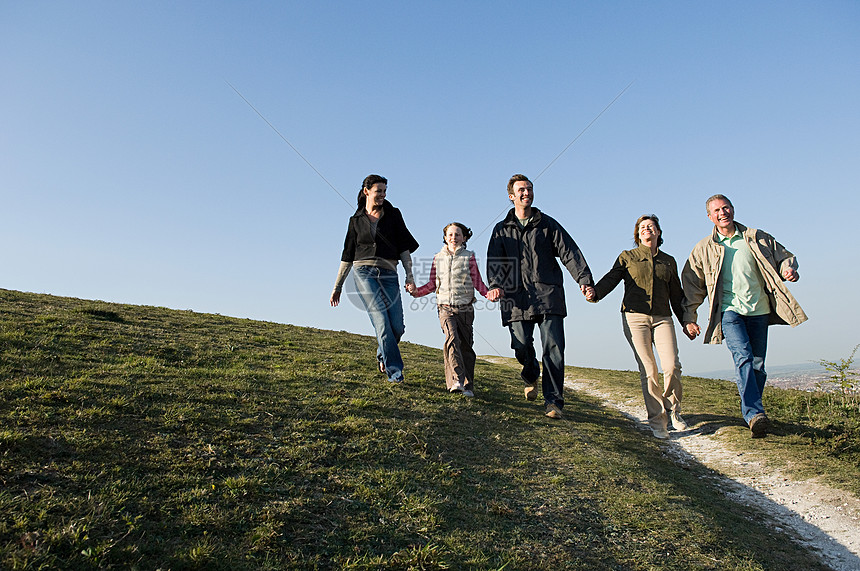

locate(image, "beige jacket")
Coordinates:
681 222 807 344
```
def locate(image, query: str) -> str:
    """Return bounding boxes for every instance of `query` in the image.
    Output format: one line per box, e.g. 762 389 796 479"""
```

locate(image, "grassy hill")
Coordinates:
0 288 853 570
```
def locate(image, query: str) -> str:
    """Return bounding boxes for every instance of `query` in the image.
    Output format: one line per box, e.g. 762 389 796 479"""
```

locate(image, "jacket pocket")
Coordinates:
534 261 563 285
704 269 718 289
754 238 778 269
655 260 674 282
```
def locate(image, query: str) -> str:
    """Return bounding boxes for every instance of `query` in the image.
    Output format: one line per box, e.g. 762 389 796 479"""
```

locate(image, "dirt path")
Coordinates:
564 377 860 571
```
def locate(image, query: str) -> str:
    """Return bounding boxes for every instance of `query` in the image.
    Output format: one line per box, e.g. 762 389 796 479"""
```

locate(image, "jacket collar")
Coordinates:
503 207 543 227
438 244 468 256
711 221 747 242
632 243 655 261
352 199 394 218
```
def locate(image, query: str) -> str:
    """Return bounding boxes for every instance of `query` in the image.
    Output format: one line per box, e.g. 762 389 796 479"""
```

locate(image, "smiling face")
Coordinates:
633 214 664 248
363 182 387 209
707 197 735 236
444 224 465 252
508 180 534 210
637 219 661 245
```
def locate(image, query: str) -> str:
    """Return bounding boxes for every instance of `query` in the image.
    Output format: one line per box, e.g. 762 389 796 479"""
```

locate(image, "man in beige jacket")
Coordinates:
681 195 807 437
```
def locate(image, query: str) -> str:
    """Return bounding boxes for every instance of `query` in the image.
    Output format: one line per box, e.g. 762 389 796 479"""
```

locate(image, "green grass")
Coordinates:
0 288 847 570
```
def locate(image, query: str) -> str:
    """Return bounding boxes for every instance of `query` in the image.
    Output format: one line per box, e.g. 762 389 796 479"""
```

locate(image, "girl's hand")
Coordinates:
486 288 502 302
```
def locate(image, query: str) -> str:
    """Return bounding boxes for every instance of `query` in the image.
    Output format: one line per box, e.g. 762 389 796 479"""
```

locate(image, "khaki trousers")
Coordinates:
438 304 476 391
621 313 682 430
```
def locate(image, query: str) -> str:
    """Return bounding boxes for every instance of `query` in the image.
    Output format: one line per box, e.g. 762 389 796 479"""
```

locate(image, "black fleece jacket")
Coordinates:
340 200 419 263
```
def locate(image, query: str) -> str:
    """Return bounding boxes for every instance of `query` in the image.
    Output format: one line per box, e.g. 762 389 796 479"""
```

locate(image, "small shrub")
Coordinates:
817 344 860 411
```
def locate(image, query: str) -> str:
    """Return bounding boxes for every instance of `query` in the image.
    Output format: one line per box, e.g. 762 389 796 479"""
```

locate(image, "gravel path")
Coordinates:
564 377 860 571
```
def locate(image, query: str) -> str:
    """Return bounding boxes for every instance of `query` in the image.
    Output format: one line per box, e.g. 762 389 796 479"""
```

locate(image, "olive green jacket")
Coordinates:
593 244 685 322
681 222 807 344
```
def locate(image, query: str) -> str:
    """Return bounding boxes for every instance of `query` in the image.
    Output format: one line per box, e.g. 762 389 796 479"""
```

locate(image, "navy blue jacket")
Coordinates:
487 208 593 325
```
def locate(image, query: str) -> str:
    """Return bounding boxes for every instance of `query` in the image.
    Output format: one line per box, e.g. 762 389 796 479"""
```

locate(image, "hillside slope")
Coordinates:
0 289 831 570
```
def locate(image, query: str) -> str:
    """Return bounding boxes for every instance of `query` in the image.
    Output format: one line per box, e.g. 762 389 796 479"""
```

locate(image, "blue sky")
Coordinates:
2 1 858 375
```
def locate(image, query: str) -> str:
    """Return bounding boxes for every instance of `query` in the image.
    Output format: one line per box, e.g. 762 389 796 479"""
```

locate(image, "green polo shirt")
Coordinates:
718 229 770 316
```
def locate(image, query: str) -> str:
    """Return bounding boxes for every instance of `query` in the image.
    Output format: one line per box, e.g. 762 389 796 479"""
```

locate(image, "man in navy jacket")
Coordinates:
487 174 594 419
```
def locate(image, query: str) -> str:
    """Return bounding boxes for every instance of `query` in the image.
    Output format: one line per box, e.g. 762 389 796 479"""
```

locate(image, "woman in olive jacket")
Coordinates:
590 215 687 439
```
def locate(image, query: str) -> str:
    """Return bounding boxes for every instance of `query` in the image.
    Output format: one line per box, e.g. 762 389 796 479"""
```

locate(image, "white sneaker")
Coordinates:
462 390 474 397
449 383 463 393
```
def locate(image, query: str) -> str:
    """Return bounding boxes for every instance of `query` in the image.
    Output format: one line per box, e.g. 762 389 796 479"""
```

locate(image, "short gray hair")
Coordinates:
705 194 733 213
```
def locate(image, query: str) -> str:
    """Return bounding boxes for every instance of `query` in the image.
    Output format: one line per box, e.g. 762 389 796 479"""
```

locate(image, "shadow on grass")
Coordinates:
680 413 747 435
770 418 842 440
376 361 834 570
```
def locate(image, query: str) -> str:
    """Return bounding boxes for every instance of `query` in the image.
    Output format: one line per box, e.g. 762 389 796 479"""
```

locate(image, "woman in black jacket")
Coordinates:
330 174 419 383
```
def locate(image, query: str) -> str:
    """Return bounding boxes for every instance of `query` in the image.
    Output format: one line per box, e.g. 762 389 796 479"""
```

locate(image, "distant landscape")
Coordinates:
696 362 854 392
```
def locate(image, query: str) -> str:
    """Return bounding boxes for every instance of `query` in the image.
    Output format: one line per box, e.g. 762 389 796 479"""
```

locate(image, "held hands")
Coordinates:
782 267 799 282
404 282 416 297
581 284 596 302
683 322 700 341
486 288 502 302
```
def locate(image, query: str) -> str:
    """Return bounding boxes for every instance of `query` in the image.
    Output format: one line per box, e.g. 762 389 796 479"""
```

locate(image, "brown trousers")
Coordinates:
621 313 683 431
438 304 476 391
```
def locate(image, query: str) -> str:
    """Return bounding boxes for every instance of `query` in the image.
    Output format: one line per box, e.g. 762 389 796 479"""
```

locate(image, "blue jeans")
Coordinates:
721 311 769 424
353 266 405 382
509 315 565 408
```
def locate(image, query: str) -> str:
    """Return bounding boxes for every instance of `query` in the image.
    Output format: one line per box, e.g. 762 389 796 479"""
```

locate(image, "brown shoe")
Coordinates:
524 382 538 401
545 403 563 419
749 413 770 438
669 411 689 431
651 426 670 439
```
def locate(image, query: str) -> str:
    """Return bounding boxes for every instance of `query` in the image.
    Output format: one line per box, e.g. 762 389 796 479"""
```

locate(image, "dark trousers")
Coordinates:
509 315 565 408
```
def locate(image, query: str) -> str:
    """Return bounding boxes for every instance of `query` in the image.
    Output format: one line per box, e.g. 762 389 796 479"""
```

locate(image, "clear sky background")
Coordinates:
2 1 858 376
